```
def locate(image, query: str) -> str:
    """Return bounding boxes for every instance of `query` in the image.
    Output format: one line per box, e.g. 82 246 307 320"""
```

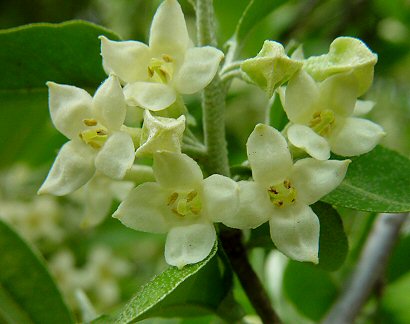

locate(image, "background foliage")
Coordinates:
0 0 409 323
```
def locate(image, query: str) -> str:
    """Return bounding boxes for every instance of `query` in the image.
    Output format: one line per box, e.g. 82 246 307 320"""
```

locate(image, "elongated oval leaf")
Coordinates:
95 243 232 323
0 219 74 324
323 146 410 212
312 202 348 271
0 21 120 168
234 0 286 43
283 261 338 322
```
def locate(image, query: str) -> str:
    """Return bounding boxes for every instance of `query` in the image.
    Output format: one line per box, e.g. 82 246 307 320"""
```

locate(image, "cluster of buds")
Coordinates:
39 0 383 268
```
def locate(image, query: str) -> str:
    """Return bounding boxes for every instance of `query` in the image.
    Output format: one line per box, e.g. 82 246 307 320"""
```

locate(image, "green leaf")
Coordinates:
0 21 120 168
234 0 286 43
283 261 338 322
100 243 232 323
0 219 74 324
312 202 348 271
387 234 410 282
322 146 410 212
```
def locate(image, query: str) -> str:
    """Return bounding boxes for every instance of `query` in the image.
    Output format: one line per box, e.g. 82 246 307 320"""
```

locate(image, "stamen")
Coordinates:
267 179 297 208
309 109 335 136
83 119 98 126
167 190 202 217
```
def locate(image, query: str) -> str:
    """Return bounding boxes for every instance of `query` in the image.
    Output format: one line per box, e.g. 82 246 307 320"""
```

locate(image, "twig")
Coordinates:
321 212 408 324
220 228 282 324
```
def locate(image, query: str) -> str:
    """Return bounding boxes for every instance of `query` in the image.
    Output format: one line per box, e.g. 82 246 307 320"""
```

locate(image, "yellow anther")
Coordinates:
267 179 297 208
83 119 98 126
309 109 335 136
162 54 173 62
79 128 108 149
147 56 174 83
167 190 202 217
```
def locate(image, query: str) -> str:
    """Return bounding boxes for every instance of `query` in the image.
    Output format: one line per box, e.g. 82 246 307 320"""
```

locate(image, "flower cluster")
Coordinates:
39 0 383 268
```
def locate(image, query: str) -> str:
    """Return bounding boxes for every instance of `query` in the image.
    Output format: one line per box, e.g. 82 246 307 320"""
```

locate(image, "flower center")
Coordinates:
167 190 202 217
79 119 108 149
308 109 335 136
267 179 297 208
147 54 174 83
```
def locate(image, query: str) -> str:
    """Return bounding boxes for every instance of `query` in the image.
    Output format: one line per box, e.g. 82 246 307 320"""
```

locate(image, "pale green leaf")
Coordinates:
312 202 348 271
283 261 338 321
234 0 286 43
323 146 410 212
0 219 74 324
97 243 233 323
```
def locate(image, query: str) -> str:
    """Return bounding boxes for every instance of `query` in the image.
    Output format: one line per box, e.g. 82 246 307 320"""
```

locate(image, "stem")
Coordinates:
220 69 243 83
220 228 282 324
196 0 230 177
196 2 280 323
322 212 408 324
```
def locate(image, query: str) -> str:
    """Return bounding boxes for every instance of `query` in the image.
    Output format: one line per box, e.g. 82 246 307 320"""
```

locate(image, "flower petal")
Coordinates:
318 72 358 117
47 82 93 139
291 158 350 205
81 175 114 228
165 223 216 268
100 36 151 83
223 180 272 229
92 75 126 130
287 124 330 160
123 82 176 111
95 131 135 179
329 117 385 156
202 174 240 224
136 110 185 157
173 46 224 94
285 70 319 123
153 152 203 190
149 0 189 61
353 100 375 116
113 182 172 233
38 141 95 196
247 124 292 187
269 203 319 263
241 40 302 97
303 37 377 96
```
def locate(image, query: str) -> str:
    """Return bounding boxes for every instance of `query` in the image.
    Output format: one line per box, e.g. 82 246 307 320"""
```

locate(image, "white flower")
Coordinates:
73 173 134 228
100 0 224 111
283 70 385 159
136 109 185 157
113 151 239 268
223 124 350 263
38 76 135 196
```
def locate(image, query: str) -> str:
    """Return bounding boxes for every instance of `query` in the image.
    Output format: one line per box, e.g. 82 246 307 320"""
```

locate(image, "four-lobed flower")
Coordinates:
38 76 135 196
221 124 350 263
100 0 224 111
38 0 381 268
113 151 240 268
282 70 385 160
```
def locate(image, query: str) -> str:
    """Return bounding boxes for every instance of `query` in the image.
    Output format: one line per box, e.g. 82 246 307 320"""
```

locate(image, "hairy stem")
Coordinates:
322 212 408 324
220 228 282 324
196 1 279 322
196 0 230 176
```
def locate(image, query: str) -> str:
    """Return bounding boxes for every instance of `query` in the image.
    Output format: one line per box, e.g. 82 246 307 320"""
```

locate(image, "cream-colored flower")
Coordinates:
282 70 384 159
223 124 350 263
113 151 239 268
38 76 135 196
100 0 224 111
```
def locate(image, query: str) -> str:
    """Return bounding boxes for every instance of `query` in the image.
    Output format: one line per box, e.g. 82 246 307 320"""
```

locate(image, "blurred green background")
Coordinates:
0 0 409 323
